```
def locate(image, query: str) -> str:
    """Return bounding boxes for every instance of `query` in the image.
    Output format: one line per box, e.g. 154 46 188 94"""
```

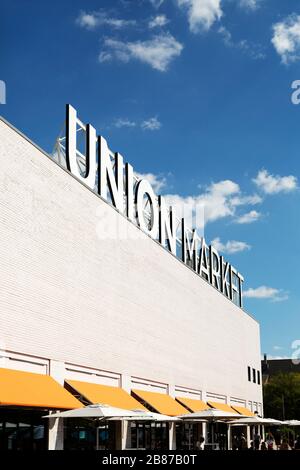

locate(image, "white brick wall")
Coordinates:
0 117 263 407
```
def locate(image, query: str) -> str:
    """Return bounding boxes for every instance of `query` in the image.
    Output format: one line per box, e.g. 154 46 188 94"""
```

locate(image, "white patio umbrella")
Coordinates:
108 411 181 422
283 420 300 426
229 417 283 425
262 418 284 425
177 409 246 421
43 403 150 420
43 404 181 422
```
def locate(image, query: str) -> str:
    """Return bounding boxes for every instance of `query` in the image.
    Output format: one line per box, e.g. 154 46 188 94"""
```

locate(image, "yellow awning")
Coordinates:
66 380 146 411
207 401 238 414
176 396 210 413
0 368 82 409
231 405 255 417
132 389 189 416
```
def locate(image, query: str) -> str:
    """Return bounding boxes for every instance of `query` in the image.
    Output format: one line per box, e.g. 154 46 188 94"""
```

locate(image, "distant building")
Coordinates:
261 354 300 384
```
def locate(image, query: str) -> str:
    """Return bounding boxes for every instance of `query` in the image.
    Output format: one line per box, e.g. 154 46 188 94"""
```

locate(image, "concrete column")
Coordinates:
48 360 66 450
227 424 232 450
200 391 208 447
49 360 65 385
169 422 176 450
168 384 176 398
262 425 265 442
120 375 132 449
48 411 64 450
167 385 176 450
121 421 130 450
202 422 208 446
121 374 131 393
246 426 251 448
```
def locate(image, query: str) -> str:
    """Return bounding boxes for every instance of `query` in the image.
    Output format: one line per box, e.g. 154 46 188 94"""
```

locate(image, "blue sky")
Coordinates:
1 0 300 359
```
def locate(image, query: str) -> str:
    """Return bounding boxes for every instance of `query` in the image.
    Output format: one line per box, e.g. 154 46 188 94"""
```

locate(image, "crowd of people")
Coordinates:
232 432 300 451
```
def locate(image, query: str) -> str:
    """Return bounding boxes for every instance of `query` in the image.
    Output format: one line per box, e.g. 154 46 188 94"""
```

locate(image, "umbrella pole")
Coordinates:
96 423 99 451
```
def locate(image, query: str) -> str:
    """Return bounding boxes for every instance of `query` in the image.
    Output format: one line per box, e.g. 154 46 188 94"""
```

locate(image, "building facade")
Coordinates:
0 112 263 450
262 354 300 384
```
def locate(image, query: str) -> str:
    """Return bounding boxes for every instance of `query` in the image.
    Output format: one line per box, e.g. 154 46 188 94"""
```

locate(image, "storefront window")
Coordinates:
176 423 202 450
64 418 96 450
130 422 168 450
5 422 17 450
207 422 228 450
0 409 47 450
64 419 116 450
97 423 116 450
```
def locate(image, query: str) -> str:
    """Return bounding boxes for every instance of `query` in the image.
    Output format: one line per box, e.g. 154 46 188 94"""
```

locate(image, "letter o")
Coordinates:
135 179 159 239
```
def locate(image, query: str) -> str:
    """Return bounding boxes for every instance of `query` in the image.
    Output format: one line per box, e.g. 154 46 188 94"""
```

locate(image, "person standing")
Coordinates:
254 432 261 451
266 432 276 450
280 439 291 450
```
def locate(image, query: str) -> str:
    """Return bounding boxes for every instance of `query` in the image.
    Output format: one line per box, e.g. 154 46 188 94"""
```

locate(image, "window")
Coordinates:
247 366 251 382
130 422 167 450
252 368 256 383
0 410 47 451
257 370 261 385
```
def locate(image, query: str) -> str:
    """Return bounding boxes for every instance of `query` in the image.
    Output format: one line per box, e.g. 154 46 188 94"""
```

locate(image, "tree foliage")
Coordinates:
263 373 300 420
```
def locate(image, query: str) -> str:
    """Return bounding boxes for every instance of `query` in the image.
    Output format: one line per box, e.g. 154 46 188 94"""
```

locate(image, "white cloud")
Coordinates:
141 117 161 130
230 194 262 206
76 11 136 30
200 180 239 221
272 294 290 303
77 13 98 30
235 210 262 224
218 26 266 60
177 0 222 33
135 172 167 193
253 169 298 194
272 14 300 64
211 237 251 254
149 0 165 8
110 117 162 131
239 0 262 11
99 51 113 63
165 179 262 230
99 33 183 71
114 118 136 128
273 345 283 351
149 15 169 29
244 286 289 302
218 25 232 46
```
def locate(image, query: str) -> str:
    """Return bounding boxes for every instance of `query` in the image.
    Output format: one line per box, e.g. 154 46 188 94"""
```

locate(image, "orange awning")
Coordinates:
66 380 146 411
231 405 255 417
176 396 210 413
0 368 82 409
207 401 238 414
132 389 189 416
